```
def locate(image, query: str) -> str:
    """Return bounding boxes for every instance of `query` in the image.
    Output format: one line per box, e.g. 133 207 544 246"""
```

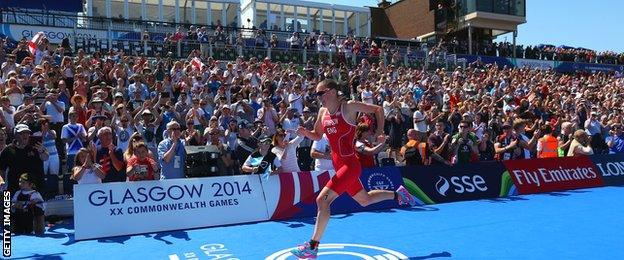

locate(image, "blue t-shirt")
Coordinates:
158 138 186 179
606 134 624 154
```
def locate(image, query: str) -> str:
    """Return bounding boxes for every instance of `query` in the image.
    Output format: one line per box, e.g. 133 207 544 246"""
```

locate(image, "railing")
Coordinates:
74 37 463 70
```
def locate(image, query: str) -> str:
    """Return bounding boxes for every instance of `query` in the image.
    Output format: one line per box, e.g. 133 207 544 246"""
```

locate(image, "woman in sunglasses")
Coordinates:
291 79 416 259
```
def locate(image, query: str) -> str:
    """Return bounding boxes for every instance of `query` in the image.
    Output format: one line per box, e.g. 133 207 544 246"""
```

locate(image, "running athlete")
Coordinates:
291 79 416 259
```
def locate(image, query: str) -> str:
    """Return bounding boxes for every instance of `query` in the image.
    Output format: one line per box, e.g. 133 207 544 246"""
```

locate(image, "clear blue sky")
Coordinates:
313 0 624 52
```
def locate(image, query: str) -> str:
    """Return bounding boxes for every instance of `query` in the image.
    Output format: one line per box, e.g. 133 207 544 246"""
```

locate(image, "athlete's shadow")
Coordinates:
7 253 67 260
486 196 529 203
152 230 192 245
408 251 452 259
278 213 355 228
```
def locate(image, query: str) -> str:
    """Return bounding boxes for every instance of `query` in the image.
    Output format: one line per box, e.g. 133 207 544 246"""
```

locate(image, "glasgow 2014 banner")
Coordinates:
73 175 268 240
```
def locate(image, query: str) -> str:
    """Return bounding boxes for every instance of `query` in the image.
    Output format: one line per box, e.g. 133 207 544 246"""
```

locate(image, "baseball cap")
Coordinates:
14 124 31 134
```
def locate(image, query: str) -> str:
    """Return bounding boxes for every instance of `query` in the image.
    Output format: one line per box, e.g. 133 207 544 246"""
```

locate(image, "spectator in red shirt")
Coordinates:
126 142 160 181
355 123 386 168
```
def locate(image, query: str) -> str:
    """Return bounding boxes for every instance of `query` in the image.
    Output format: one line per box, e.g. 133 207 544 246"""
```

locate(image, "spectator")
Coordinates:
158 121 186 179
558 121 575 157
311 134 334 171
241 135 282 175
11 173 45 235
71 148 105 184
428 119 451 164
536 125 559 158
568 130 593 156
126 142 160 181
355 123 387 168
401 128 450 166
96 127 126 183
450 120 479 165
271 129 304 173
33 118 60 197
61 110 87 176
0 124 47 194
235 122 258 168
606 123 624 154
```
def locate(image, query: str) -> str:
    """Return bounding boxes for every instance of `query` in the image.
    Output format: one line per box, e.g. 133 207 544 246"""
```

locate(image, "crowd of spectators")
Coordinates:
1 32 624 234
444 38 624 64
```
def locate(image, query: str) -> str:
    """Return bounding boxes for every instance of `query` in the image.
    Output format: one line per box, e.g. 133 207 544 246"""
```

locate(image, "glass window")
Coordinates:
163 0 176 23
146 0 160 21
196 1 208 25
128 0 142 20
111 0 125 19
256 2 268 29
334 10 345 35
309 8 320 33
346 11 356 36
283 5 295 32
513 0 525 16
476 0 494 13
225 3 238 28
358 12 369 37
296 6 308 32
92 0 106 17
322 9 332 34
211 2 223 27
494 0 510 14
269 4 283 31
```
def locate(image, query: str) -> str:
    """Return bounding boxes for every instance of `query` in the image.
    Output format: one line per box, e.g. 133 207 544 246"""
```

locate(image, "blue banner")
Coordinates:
400 161 515 205
589 154 624 186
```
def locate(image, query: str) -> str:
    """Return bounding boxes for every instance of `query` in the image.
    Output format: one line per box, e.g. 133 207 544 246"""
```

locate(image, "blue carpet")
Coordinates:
9 186 624 259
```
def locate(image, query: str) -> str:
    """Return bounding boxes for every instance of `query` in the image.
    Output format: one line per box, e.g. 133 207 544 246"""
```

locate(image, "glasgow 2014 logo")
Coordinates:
367 172 395 191
266 243 408 259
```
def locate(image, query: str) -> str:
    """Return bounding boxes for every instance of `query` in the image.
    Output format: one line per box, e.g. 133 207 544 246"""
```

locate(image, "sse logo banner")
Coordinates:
503 156 604 194
400 161 511 204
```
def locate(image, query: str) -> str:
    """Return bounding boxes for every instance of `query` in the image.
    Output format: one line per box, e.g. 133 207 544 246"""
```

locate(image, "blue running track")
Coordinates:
8 186 624 259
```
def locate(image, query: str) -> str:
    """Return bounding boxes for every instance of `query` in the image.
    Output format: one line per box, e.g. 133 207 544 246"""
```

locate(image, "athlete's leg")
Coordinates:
311 187 339 241
351 189 395 207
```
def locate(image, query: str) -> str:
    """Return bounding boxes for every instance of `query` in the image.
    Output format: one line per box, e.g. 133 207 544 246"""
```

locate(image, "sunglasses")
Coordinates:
315 88 332 97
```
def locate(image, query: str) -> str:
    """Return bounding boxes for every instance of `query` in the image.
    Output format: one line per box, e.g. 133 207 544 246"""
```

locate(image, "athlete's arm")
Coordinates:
297 108 325 141
346 101 384 136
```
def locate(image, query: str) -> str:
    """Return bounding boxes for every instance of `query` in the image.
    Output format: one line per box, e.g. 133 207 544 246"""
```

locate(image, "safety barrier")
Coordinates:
73 154 624 240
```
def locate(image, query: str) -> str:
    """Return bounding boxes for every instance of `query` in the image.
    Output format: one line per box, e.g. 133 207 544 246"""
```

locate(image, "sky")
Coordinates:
312 0 624 53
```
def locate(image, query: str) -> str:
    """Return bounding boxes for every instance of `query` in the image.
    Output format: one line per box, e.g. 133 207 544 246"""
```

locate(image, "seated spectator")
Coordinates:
71 148 105 184
11 173 45 235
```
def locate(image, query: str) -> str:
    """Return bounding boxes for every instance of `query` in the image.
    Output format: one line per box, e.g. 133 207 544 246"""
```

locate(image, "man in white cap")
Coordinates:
0 124 48 193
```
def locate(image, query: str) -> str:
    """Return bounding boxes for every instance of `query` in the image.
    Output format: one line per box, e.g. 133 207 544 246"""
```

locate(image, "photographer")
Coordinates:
0 124 48 194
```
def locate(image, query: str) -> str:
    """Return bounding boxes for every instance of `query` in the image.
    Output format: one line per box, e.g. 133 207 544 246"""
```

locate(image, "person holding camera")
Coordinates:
606 123 624 154
0 124 48 194
450 120 479 165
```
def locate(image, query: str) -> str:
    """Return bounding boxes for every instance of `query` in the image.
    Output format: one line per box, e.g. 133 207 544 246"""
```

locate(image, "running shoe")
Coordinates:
396 185 417 206
290 242 318 259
